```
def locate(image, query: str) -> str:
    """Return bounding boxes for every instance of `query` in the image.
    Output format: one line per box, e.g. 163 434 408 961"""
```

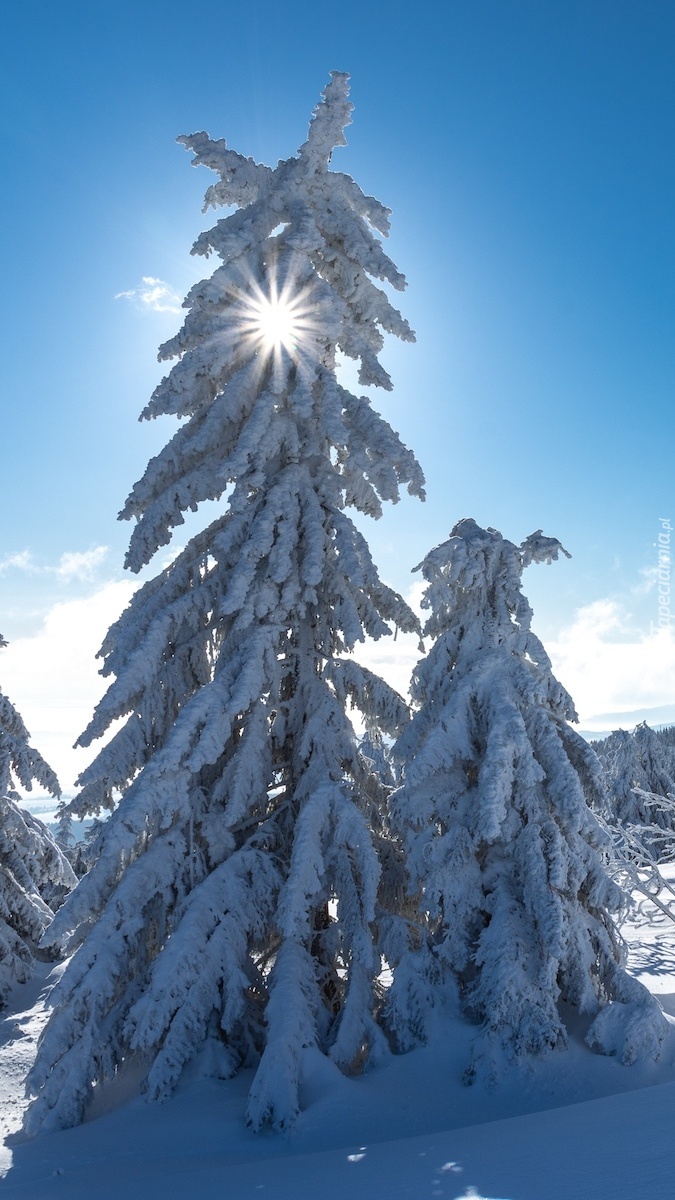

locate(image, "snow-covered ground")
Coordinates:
3 888 675 1200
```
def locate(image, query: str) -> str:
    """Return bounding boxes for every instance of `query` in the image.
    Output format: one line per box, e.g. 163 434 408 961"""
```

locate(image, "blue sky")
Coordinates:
2 0 675 790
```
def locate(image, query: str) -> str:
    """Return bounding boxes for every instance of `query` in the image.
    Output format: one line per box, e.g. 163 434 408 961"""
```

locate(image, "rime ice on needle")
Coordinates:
26 73 424 1135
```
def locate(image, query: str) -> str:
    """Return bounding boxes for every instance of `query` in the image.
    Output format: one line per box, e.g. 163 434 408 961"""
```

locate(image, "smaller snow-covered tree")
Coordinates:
594 723 675 830
54 801 75 854
388 520 668 1075
0 637 76 1003
69 816 106 878
655 724 675 762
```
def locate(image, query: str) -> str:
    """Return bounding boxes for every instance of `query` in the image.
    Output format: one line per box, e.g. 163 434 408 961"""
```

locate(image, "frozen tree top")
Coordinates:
179 72 393 233
414 517 571 663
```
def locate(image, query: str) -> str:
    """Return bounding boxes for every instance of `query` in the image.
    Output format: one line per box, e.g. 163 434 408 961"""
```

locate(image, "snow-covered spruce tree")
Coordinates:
0 638 76 1004
54 801 75 855
26 73 424 1135
387 519 667 1075
594 723 675 830
69 815 106 879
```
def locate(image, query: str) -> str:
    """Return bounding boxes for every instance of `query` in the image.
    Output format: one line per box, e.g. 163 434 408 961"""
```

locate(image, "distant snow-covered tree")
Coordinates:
655 724 675 758
387 519 667 1076
594 723 675 830
53 801 75 854
69 816 107 879
0 637 76 1004
26 73 423 1135
359 727 397 791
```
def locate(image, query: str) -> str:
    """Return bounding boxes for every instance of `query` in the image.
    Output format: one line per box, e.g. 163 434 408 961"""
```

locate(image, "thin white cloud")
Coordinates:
0 580 137 797
632 566 659 596
0 550 38 574
115 276 182 314
0 546 108 583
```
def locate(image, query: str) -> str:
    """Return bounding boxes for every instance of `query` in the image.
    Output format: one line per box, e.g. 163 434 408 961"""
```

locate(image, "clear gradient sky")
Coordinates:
2 1 675 795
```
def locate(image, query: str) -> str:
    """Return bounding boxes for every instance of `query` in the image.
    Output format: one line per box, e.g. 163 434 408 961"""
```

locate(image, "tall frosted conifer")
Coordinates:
27 74 424 1134
388 520 667 1076
0 638 75 1004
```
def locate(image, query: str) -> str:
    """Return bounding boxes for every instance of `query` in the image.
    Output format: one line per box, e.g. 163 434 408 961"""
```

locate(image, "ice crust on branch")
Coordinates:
26 73 423 1135
0 640 76 1005
387 519 667 1074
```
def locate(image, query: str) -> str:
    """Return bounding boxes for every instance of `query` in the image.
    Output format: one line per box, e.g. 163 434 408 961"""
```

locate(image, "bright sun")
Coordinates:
250 296 300 353
236 273 316 364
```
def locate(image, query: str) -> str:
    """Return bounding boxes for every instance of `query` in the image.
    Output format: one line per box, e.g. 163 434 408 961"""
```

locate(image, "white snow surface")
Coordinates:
3 877 675 1198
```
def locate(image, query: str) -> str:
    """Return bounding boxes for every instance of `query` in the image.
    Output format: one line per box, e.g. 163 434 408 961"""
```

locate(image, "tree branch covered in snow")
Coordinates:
598 788 675 922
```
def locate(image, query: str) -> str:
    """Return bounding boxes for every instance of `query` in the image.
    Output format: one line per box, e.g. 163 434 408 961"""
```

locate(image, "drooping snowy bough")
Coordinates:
26 73 424 1134
0 638 76 1005
388 520 668 1076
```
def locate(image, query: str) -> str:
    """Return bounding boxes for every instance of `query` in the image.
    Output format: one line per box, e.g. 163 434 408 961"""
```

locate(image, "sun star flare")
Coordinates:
237 274 317 365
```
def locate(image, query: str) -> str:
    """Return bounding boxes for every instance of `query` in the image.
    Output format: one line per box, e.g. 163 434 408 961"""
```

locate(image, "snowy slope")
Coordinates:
2 888 675 1200
6 1084 675 1200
